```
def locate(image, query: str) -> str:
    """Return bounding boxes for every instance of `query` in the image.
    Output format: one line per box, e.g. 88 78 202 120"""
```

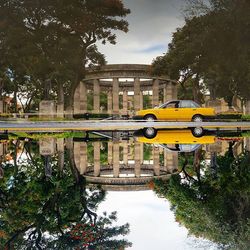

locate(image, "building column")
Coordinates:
245 100 250 115
152 79 159 107
134 142 141 177
93 142 100 177
74 142 87 175
57 138 64 172
245 138 250 152
140 92 144 109
113 78 119 114
108 141 113 165
123 90 128 115
107 90 112 114
113 142 120 177
123 141 128 166
80 81 87 113
164 82 174 103
172 83 177 100
153 146 160 176
93 79 100 113
0 100 3 113
134 78 140 112
164 150 178 173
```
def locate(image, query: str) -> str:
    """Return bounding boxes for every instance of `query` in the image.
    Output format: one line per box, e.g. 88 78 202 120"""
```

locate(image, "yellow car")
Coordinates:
135 129 216 152
134 100 215 121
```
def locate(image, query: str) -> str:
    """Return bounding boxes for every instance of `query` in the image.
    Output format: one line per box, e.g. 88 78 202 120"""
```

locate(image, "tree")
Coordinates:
0 0 130 114
0 139 131 249
154 149 250 250
152 0 250 106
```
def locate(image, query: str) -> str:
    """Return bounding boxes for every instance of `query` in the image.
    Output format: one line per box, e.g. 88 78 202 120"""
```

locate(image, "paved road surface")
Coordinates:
0 120 250 132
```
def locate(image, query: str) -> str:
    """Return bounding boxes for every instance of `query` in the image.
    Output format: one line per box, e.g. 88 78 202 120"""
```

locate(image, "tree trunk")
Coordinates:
14 83 18 113
192 76 201 104
0 78 3 101
57 81 64 118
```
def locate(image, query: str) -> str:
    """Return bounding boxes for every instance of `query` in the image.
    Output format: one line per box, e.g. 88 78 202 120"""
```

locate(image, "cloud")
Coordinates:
97 0 185 64
133 44 167 53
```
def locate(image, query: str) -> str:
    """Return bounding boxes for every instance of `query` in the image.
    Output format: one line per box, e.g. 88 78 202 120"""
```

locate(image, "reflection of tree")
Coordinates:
154 149 250 250
0 141 131 249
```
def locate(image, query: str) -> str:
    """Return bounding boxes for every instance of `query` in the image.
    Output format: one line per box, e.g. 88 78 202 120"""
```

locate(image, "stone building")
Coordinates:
73 64 177 116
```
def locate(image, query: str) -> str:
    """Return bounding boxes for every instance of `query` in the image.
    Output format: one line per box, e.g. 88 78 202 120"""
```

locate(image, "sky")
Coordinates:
96 2 218 249
98 191 218 250
97 0 185 64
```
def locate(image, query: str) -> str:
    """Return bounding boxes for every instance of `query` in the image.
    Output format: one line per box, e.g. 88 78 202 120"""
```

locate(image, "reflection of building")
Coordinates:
73 138 179 191
74 64 177 116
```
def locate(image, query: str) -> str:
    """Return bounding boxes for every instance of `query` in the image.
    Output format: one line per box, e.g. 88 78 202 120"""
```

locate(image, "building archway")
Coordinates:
74 64 177 116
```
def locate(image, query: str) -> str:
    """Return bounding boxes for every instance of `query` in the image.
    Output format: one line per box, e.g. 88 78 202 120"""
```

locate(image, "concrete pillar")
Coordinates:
57 104 64 118
172 83 177 100
134 142 141 177
164 150 178 173
245 138 250 152
39 138 56 156
245 100 250 115
206 99 222 114
113 142 120 177
39 101 56 119
107 91 112 114
57 138 64 172
152 79 159 107
134 78 140 112
0 100 3 113
140 143 144 163
93 142 100 177
74 142 87 175
123 141 128 165
93 79 100 113
108 142 113 165
164 82 173 103
80 81 87 113
123 90 128 115
113 78 119 114
140 92 144 109
74 84 80 114
153 147 160 176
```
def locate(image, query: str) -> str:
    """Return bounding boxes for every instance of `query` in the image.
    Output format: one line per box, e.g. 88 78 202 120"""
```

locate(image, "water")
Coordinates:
0 128 249 249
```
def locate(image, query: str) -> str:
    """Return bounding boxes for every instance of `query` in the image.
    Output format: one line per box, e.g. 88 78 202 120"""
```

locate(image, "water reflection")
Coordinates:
0 129 249 249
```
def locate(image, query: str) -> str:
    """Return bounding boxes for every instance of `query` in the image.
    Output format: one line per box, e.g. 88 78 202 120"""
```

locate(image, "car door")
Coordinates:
178 100 197 120
157 101 179 120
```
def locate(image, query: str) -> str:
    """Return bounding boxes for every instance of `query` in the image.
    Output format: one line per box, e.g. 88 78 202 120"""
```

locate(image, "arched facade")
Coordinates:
73 140 179 191
74 64 177 116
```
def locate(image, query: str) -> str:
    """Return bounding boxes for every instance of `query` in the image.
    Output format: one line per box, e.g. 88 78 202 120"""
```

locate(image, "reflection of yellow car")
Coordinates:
135 129 215 143
134 100 215 121
135 129 215 152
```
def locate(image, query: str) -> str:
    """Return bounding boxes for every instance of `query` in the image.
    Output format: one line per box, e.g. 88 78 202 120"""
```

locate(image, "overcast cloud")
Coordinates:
97 0 186 64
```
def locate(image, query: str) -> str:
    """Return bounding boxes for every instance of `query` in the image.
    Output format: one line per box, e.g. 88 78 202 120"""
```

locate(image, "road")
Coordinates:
0 120 250 132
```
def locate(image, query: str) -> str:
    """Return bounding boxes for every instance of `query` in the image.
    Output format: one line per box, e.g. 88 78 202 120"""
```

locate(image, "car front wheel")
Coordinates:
144 114 157 121
143 127 157 139
192 114 203 122
191 127 204 137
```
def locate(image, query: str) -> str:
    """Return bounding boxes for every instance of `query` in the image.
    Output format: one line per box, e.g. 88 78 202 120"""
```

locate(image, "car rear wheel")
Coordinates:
143 127 157 139
191 127 204 137
192 114 203 122
144 114 156 121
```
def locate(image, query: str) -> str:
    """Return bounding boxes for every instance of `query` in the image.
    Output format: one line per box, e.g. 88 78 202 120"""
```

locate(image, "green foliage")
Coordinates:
152 0 250 103
0 141 131 249
154 150 250 249
0 0 130 112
